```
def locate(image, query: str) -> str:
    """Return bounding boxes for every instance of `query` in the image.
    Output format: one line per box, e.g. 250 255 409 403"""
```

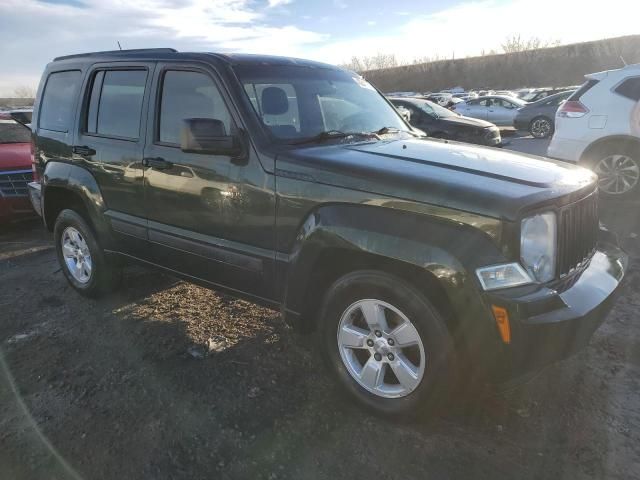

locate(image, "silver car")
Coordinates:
453 95 526 127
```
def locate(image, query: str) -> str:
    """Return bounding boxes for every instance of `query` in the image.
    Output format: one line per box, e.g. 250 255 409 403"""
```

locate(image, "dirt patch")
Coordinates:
1 209 639 480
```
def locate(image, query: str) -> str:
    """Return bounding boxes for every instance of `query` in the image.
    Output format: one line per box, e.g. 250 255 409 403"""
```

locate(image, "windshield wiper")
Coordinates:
374 126 422 137
290 130 379 145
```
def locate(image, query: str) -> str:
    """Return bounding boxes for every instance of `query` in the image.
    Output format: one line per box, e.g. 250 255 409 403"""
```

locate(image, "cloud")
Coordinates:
267 0 293 7
1 0 638 95
0 0 325 95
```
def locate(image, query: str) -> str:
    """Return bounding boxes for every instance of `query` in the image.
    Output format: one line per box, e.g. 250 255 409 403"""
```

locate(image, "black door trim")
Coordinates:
148 220 266 274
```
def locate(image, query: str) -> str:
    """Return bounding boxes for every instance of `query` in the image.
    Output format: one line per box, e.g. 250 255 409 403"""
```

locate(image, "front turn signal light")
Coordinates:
491 305 511 344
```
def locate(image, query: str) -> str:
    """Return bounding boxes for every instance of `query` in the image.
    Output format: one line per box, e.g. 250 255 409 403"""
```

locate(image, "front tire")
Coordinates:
319 271 455 417
54 209 121 298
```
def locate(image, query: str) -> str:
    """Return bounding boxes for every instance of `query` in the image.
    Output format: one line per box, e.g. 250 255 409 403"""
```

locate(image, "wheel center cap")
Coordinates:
374 338 391 355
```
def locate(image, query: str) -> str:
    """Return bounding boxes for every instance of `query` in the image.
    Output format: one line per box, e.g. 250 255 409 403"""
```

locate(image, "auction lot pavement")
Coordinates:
1 142 639 479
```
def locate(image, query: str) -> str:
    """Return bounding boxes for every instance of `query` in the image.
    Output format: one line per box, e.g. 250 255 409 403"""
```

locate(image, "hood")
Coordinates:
0 142 31 171
435 114 495 129
278 138 596 221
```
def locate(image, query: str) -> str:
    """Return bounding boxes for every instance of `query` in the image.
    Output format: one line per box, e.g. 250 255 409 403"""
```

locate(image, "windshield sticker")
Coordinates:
353 76 375 90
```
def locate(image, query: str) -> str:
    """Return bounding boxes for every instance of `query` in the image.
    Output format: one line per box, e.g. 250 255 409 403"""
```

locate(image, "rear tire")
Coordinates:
54 209 121 298
580 141 640 200
319 270 455 418
529 116 553 139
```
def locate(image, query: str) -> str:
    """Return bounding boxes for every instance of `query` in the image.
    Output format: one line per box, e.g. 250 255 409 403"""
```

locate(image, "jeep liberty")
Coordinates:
27 49 628 416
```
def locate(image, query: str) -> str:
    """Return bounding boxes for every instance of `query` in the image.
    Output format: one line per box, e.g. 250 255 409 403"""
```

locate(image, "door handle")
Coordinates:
142 157 173 170
72 145 96 156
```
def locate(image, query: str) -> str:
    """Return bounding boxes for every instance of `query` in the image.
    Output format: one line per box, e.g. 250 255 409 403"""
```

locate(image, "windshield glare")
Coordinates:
235 65 407 142
417 100 456 118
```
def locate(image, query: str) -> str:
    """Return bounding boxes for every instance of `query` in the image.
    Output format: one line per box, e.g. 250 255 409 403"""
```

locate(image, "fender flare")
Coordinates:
281 203 505 338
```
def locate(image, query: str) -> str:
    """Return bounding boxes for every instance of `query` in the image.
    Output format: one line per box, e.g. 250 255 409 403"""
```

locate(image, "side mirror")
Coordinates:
180 118 244 160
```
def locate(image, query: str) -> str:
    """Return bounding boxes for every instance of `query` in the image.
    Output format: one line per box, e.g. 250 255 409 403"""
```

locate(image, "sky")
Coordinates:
0 0 638 96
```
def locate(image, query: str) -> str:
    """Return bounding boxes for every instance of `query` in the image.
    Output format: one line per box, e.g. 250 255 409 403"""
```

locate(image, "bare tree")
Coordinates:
340 53 402 72
13 85 36 98
501 35 561 53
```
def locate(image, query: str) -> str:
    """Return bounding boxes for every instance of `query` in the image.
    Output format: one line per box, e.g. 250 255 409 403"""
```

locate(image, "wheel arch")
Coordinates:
42 161 113 246
580 135 640 165
281 203 501 345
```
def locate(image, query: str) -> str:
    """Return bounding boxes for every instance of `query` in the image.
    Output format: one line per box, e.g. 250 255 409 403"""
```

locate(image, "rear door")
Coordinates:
74 63 155 256
142 63 277 301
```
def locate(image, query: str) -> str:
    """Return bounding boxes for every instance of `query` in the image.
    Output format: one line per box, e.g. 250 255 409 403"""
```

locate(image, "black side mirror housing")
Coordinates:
180 118 245 161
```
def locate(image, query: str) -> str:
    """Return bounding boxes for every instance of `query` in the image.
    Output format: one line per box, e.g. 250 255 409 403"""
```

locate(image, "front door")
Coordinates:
143 64 277 301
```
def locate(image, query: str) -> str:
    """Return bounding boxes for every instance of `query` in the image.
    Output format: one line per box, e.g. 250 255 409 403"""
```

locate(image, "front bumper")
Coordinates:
480 240 627 381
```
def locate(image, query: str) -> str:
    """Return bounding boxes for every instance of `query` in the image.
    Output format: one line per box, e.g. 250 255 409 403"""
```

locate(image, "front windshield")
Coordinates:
234 65 407 142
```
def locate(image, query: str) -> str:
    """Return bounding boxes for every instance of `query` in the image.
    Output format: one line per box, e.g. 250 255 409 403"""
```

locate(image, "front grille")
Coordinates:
0 170 32 197
557 193 599 277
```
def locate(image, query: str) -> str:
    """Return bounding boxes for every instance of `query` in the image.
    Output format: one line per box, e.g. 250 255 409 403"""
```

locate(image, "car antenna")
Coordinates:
117 41 123 51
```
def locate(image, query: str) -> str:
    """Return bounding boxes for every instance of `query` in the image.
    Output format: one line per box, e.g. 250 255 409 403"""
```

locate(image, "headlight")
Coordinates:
520 212 557 282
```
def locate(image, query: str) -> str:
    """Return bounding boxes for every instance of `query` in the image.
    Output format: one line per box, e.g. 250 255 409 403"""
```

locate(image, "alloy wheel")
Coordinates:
594 154 640 195
61 226 93 284
530 118 551 138
337 299 426 399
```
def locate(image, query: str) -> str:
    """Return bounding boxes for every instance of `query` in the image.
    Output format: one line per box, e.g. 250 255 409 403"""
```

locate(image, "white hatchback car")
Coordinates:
548 64 640 199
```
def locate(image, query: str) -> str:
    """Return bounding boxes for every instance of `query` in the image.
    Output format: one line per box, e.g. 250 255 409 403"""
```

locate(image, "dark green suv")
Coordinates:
27 49 627 416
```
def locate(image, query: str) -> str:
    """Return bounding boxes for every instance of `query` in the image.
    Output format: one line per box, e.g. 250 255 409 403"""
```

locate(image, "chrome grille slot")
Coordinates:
557 193 598 277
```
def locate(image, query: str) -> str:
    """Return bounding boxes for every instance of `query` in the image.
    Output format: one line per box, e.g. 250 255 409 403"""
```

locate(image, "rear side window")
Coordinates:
86 70 147 139
39 70 82 132
568 79 599 101
614 77 640 101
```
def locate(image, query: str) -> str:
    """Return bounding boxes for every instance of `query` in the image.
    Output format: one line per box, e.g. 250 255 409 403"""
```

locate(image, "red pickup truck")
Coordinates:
0 110 34 224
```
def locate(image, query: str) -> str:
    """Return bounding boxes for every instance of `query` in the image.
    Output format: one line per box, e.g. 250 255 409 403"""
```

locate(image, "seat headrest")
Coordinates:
261 87 289 115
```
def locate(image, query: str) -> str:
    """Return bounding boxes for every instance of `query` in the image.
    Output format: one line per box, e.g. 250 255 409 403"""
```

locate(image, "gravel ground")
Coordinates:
1 193 639 479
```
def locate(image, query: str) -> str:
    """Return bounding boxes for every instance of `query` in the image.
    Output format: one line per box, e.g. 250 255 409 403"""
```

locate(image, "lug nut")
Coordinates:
374 353 382 361
387 353 395 361
374 330 382 337
387 338 395 346
366 339 374 347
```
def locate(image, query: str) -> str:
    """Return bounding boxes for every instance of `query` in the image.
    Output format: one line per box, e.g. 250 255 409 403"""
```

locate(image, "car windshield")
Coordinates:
0 119 31 144
414 99 457 118
234 64 408 143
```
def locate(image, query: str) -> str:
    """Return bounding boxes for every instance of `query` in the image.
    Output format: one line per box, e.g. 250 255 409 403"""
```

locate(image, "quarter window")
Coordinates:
39 70 82 132
86 70 147 139
615 77 640 101
159 70 232 145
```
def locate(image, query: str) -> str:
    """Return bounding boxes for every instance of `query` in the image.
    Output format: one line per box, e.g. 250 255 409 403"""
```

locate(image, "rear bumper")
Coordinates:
547 136 587 163
480 240 627 381
27 181 42 217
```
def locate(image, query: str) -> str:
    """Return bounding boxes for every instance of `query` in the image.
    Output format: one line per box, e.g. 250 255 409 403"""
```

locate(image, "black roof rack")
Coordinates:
53 48 178 62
